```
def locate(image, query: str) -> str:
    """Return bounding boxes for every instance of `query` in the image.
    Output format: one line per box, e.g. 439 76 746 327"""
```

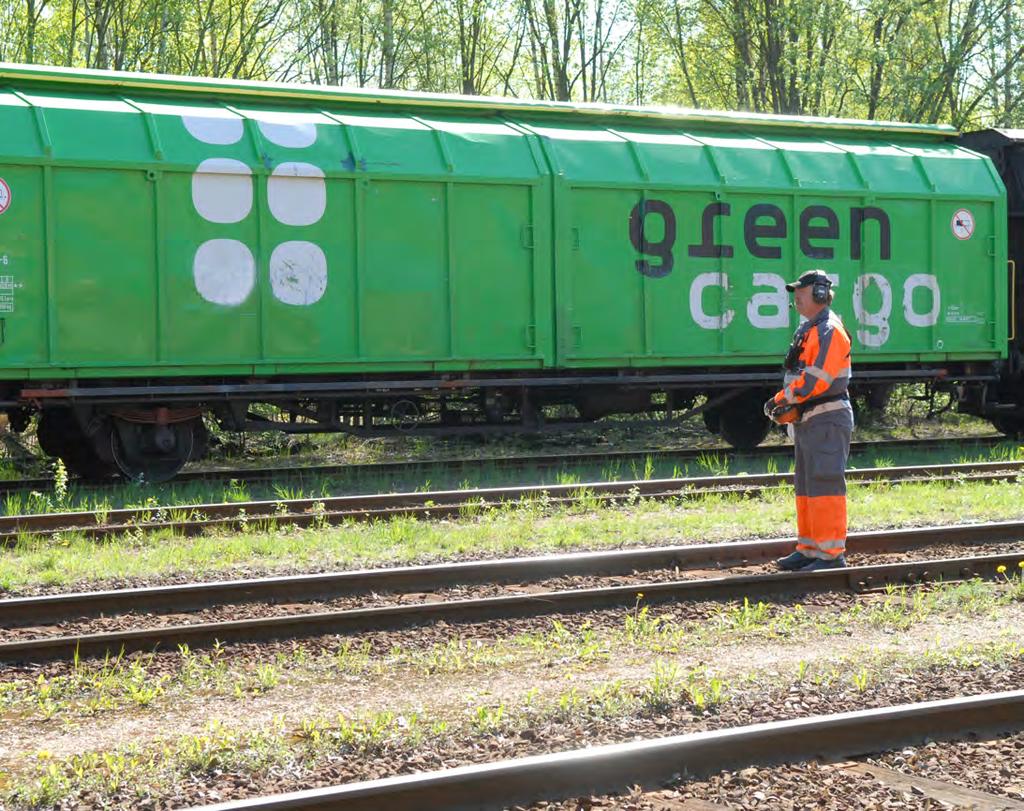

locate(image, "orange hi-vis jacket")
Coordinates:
772 308 852 413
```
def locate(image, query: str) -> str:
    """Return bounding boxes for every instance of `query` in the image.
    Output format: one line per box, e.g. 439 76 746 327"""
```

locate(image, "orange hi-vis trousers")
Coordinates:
792 405 854 559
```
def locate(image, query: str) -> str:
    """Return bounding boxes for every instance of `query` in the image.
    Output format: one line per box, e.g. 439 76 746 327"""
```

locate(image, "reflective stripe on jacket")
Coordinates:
773 308 852 408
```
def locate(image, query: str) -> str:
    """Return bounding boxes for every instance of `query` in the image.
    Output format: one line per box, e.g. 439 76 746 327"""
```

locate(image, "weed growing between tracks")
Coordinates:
3 477 1024 593
2 576 1022 731
2 610 1023 809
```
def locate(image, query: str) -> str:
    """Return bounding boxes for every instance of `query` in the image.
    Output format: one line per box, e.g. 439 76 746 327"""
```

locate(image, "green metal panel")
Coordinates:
0 92 44 158
262 177 358 361
158 163 262 363
553 126 1005 367
51 167 157 362
20 92 155 165
570 188 646 357
0 63 1009 383
450 184 537 359
757 137 863 190
416 117 543 180
0 164 46 363
0 62 961 139
696 134 794 189
362 179 448 358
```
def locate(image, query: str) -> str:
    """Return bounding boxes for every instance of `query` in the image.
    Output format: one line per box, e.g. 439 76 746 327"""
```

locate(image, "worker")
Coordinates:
764 269 854 571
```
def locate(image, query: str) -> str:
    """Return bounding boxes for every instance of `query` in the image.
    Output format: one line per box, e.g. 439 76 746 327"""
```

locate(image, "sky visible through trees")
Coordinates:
0 0 1022 128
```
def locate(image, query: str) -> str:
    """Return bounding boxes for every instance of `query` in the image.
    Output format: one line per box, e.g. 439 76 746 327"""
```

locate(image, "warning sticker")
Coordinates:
951 208 974 240
0 179 10 216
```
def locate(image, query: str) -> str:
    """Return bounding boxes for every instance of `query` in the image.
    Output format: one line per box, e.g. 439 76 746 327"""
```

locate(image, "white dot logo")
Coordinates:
0 178 11 216
183 118 328 308
270 241 328 306
192 158 253 224
193 239 255 306
182 115 244 146
255 113 318 149
268 163 326 227
951 209 975 241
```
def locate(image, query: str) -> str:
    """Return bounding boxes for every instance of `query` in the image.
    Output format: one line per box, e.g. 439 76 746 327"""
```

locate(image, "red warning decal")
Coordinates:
951 208 974 240
0 179 10 216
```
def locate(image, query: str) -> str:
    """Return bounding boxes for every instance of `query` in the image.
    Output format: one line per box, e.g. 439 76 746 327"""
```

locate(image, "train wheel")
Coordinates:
110 418 197 483
717 395 772 451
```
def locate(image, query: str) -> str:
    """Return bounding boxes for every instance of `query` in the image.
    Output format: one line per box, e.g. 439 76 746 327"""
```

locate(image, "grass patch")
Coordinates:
2 430 1018 519
3 477 1024 592
4 575 1022 726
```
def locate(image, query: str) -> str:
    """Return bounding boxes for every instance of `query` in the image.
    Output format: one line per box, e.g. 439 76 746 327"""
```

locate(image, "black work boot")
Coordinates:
802 554 848 571
776 551 815 571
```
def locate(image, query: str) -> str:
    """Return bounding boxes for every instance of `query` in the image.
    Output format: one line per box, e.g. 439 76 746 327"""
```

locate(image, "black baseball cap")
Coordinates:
785 269 832 292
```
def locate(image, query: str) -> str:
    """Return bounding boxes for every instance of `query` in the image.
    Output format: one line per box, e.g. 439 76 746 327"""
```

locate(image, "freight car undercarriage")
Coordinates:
3 365 998 482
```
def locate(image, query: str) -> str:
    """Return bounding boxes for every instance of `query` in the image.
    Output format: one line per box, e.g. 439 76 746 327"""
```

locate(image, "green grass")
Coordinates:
2 475 1024 592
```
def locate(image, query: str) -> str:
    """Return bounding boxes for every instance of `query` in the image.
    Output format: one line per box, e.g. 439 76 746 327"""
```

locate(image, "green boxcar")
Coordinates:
0 63 1009 479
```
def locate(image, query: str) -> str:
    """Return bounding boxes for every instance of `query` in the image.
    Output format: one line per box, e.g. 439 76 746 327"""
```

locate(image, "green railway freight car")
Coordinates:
0 63 1011 480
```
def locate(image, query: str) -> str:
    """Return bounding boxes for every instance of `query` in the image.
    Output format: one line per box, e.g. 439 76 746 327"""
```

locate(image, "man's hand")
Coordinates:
764 397 797 425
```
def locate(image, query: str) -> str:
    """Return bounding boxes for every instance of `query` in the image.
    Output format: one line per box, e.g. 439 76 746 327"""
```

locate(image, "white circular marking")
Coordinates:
193 239 255 306
0 178 10 215
256 114 317 148
192 158 253 224
182 115 244 145
951 208 975 240
903 274 940 328
268 163 326 227
269 241 328 306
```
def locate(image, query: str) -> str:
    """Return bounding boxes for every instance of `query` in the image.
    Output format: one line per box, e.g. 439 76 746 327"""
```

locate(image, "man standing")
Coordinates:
764 270 854 571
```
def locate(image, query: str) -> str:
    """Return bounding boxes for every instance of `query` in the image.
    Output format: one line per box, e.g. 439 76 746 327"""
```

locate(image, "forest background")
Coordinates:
0 0 1022 129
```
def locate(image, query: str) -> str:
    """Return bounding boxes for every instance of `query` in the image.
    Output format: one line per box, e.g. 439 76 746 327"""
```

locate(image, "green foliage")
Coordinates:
0 0 1020 127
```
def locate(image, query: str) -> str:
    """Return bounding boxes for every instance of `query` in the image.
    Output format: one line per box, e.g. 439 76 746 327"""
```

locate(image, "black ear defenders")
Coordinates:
811 278 830 304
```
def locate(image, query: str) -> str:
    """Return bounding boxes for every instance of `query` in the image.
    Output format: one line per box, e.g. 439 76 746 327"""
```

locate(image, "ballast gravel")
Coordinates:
2 541 1019 645
0 587 861 683
526 731 1024 809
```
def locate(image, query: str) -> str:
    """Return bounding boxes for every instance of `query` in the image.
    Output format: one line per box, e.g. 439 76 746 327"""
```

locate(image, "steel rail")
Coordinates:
3 519 1023 626
195 690 1024 811
0 434 1006 495
2 551 1020 664
2 459 1020 544
138 433 1010 485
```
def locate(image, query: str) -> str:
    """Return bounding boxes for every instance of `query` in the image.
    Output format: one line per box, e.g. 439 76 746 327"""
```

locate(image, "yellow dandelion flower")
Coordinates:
1019 561 1024 569
636 592 644 600
997 565 1008 574
35 750 51 761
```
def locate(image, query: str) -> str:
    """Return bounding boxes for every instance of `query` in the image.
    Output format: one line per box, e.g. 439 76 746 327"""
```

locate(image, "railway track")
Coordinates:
195 690 1024 811
3 520 1022 664
4 458 1022 544
2 433 1007 495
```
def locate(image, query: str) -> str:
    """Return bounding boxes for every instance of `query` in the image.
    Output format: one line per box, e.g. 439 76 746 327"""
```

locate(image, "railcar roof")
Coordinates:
0 61 958 139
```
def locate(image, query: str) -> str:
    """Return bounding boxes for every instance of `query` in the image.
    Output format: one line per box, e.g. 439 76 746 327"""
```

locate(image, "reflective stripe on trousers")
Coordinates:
792 405 854 559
